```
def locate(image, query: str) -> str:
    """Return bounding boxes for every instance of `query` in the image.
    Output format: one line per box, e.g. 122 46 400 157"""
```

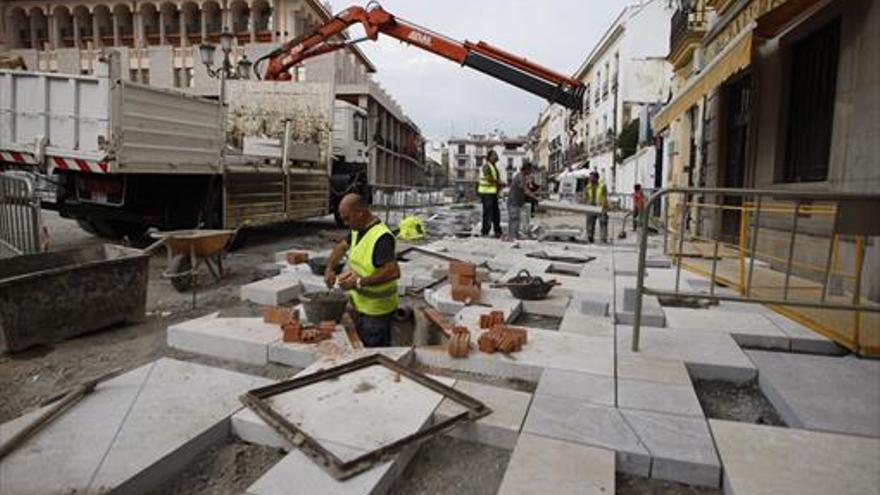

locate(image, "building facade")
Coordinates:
652 0 879 301
1 0 426 186
446 133 528 198
569 0 673 191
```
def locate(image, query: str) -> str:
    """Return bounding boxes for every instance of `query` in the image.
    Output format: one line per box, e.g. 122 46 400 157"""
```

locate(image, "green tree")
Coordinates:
616 118 639 162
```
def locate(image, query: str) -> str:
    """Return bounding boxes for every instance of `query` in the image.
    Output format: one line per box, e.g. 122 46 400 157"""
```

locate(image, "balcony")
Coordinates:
669 0 708 68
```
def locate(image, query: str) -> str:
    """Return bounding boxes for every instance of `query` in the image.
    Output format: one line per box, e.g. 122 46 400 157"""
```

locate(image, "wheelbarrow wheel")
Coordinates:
169 254 194 292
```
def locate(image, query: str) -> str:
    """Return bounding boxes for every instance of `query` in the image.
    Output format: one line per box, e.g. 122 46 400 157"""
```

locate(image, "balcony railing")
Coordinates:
670 1 708 55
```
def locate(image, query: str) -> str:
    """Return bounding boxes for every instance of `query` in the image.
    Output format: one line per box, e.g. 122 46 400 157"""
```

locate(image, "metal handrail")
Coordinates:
631 187 880 354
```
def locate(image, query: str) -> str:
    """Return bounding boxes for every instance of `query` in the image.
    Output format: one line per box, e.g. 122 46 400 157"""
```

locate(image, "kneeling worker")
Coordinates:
324 193 400 347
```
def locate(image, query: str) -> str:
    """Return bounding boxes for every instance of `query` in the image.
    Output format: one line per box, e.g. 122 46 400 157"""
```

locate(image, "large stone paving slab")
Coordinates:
711 420 880 495
621 409 720 487
663 308 788 350
534 368 614 406
617 325 756 382
0 358 270 495
167 313 281 365
763 312 844 355
434 380 532 450
496 433 615 495
241 274 304 305
522 394 650 476
747 350 880 437
617 378 704 417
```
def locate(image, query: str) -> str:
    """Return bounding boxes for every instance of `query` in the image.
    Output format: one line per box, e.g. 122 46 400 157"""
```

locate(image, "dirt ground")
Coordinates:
0 211 344 424
155 442 286 495
692 379 786 426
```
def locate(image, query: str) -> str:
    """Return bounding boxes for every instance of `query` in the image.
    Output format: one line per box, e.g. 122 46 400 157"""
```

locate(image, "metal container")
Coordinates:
0 244 149 353
300 290 349 323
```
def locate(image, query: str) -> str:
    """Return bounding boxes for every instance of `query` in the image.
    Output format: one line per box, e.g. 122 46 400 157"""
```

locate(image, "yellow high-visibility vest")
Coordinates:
349 222 399 316
478 162 499 194
585 181 607 207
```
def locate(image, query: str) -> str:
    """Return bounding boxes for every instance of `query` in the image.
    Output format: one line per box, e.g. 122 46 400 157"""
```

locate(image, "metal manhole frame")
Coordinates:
240 353 492 480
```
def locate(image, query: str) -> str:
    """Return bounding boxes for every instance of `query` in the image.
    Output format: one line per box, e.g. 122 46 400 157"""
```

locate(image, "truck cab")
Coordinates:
330 101 370 224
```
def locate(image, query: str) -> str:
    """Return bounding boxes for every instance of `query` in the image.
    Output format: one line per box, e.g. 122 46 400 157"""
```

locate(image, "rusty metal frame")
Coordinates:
240 353 491 480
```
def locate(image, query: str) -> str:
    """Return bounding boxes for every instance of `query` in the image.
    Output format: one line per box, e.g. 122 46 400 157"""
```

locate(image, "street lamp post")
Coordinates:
198 29 252 168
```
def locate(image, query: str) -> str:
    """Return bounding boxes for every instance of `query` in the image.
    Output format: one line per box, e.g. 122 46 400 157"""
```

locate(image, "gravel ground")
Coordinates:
617 474 723 495
693 379 786 426
154 442 286 495
390 436 511 495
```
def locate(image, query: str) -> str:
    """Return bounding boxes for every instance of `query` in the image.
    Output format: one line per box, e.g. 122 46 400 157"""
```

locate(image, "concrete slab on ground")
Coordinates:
521 293 571 318
616 286 666 327
621 409 720 487
167 313 281 365
241 275 303 305
534 368 614 406
763 313 844 355
617 325 756 382
663 308 788 350
711 419 880 495
434 380 532 450
0 358 270 495
522 394 650 476
496 433 615 495
558 311 613 338
747 350 880 437
617 378 704 417
615 354 692 385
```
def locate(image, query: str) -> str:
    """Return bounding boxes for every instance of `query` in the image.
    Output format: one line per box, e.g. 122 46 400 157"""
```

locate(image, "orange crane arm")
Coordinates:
257 3 585 111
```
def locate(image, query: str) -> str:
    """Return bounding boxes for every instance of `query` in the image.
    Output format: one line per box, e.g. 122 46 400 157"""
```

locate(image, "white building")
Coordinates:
446 133 528 198
537 0 673 193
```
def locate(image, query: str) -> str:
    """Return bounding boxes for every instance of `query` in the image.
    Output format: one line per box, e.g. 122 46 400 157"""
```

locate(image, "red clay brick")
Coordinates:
478 333 496 353
449 261 477 277
282 321 303 342
285 251 309 265
264 306 297 326
451 284 481 303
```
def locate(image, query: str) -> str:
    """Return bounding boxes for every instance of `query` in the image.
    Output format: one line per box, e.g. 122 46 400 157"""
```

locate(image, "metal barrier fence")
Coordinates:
372 185 450 225
632 187 880 355
0 173 44 256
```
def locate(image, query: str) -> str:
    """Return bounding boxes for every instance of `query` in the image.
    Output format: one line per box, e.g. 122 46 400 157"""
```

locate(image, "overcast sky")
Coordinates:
340 0 633 141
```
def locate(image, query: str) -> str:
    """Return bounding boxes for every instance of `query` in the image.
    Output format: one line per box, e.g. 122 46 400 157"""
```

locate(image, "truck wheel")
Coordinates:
168 254 194 292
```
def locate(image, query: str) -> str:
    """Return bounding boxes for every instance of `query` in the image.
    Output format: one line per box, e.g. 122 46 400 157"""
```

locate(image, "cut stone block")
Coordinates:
522 394 650 476
572 291 611 317
747 351 880 437
621 409 720 487
617 379 704 417
414 346 543 383
521 293 571 318
497 433 615 495
268 328 354 368
167 313 281 365
663 308 788 350
616 354 692 385
247 430 420 495
434 380 532 450
534 368 614 406
764 313 844 355
616 287 666 327
711 420 880 495
0 359 270 495
558 311 613 338
424 284 466 315
241 275 303 305
617 325 756 383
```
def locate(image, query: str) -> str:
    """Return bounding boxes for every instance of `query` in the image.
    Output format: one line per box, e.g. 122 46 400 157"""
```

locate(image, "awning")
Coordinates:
756 0 825 38
652 26 755 131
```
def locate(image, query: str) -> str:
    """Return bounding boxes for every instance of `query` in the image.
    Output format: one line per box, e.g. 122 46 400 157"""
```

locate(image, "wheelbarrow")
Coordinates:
491 269 560 301
148 229 237 294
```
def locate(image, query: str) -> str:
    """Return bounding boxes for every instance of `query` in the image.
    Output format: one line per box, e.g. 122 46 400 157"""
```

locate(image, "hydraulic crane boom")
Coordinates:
256 2 585 111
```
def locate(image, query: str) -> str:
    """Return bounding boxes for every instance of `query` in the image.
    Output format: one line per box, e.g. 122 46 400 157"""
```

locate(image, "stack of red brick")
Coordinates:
476 310 528 354
449 261 481 303
448 326 471 358
263 305 335 344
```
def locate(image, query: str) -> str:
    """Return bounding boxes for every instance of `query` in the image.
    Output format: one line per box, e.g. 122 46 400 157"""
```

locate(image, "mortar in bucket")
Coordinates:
301 290 349 323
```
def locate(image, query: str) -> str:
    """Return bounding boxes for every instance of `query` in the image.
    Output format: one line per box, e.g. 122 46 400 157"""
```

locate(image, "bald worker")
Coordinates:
324 194 400 347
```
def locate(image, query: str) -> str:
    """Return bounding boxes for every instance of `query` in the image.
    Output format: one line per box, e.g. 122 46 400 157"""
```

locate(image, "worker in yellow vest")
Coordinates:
478 150 506 237
324 194 400 347
584 170 608 243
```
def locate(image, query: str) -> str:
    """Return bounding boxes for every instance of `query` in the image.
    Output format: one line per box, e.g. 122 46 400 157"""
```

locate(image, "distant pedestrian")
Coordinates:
583 170 608 243
506 162 540 240
632 184 645 231
478 150 505 237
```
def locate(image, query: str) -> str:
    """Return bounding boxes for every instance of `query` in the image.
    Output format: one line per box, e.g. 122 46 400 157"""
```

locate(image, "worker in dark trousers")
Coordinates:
478 150 505 237
324 194 400 347
584 170 608 243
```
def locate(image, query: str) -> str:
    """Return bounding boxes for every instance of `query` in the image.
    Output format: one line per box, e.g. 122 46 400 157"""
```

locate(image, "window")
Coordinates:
140 69 150 85
782 18 840 183
174 68 183 87
458 144 466 154
457 170 465 179
458 158 466 167
174 67 194 88
507 157 513 168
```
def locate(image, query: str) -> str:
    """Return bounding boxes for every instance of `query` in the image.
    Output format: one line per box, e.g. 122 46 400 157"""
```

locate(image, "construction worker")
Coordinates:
632 183 645 231
506 161 541 240
584 170 608 243
478 150 505 237
324 193 400 347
